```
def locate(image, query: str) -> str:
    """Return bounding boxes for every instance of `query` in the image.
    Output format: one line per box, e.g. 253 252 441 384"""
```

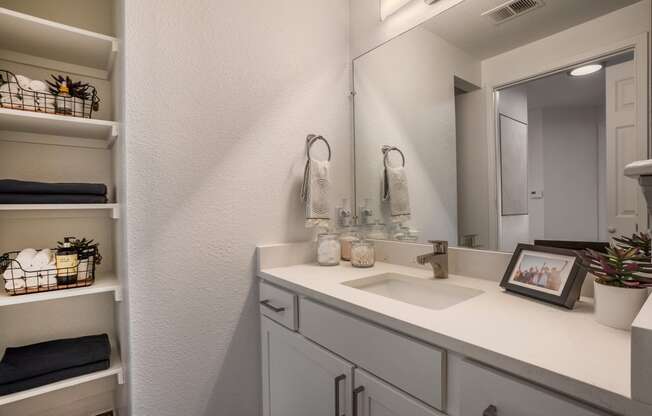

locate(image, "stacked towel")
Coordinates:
0 180 108 204
0 334 111 396
300 159 331 228
382 166 411 223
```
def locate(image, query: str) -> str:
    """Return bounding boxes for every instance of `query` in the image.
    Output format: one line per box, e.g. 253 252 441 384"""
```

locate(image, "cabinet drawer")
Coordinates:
300 298 446 410
259 281 297 330
459 360 605 416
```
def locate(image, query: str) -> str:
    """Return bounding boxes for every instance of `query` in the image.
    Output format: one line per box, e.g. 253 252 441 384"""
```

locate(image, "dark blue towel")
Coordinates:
0 194 108 204
0 360 110 396
0 334 111 394
0 180 107 196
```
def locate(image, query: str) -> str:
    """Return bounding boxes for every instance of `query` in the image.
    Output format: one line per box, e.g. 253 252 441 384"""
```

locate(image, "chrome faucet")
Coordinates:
417 240 448 279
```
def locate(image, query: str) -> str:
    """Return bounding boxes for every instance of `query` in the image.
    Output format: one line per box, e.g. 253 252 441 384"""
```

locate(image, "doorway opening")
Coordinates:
494 51 642 252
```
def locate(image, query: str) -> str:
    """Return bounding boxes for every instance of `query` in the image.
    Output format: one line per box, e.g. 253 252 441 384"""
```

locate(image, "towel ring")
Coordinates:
306 134 332 161
382 145 405 168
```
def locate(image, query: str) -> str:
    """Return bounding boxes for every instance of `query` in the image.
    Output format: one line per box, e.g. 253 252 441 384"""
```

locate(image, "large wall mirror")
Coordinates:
353 0 650 252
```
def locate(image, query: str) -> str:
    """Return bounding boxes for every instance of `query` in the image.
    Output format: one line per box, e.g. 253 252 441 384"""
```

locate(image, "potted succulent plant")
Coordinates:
580 235 652 330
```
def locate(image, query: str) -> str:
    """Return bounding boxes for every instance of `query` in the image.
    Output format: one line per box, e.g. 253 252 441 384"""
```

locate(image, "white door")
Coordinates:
353 369 443 416
261 317 354 416
606 60 647 237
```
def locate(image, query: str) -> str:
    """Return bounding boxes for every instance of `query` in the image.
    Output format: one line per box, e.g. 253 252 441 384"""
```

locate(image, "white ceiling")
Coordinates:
422 0 640 59
524 69 605 111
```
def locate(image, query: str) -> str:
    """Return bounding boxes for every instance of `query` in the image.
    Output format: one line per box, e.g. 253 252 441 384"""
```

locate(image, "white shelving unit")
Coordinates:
0 7 117 76
0 273 121 307
0 345 123 406
0 108 118 144
0 6 126 413
0 203 120 219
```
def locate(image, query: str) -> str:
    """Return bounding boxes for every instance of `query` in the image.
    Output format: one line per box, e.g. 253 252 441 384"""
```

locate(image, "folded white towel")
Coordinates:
301 159 331 228
24 276 39 289
3 268 25 281
28 80 47 92
15 75 31 89
5 278 25 291
39 275 58 287
0 82 22 106
382 166 411 223
16 248 38 267
33 249 54 268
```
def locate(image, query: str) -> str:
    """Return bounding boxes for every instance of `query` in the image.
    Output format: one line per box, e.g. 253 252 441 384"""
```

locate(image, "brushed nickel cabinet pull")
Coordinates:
334 374 346 416
259 299 286 313
483 405 497 416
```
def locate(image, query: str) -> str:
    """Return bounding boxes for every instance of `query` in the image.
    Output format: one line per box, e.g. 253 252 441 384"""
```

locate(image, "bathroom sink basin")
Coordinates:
342 273 483 310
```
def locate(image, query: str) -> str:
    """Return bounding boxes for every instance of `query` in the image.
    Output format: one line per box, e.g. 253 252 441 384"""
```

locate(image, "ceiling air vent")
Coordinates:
482 0 544 24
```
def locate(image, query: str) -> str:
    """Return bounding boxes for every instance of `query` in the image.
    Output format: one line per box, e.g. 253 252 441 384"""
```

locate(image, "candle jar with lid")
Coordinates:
317 233 341 266
351 240 375 268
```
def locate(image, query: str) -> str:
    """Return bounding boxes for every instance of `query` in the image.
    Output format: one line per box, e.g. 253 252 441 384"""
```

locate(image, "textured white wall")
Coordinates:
541 106 603 241
123 1 351 415
497 86 529 252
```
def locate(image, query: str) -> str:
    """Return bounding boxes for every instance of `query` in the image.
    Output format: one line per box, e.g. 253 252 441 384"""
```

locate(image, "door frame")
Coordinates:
485 34 649 250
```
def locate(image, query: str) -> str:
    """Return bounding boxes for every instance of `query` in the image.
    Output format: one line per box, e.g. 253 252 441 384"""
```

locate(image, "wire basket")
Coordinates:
0 69 100 119
1 247 98 296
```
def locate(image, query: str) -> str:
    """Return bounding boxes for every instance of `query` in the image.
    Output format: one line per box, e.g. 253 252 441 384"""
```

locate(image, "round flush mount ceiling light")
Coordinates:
569 64 603 77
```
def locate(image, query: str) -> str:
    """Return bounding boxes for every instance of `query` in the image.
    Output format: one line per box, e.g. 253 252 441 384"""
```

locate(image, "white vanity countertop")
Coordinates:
259 261 652 416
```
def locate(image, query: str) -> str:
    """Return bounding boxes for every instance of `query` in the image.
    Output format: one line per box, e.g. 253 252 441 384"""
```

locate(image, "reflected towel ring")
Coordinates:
306 134 332 162
382 145 406 168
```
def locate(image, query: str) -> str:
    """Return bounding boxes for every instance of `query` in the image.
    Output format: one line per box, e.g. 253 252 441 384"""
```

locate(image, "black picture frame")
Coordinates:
500 243 588 309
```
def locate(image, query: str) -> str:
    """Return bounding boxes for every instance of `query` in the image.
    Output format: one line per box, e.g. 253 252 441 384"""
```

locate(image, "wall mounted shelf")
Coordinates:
0 345 123 406
0 273 121 307
0 203 120 219
0 7 117 75
0 108 118 144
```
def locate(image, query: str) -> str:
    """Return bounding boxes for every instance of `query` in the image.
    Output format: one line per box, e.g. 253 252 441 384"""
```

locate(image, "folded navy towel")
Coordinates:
0 180 107 196
0 334 111 386
0 360 110 396
0 194 108 204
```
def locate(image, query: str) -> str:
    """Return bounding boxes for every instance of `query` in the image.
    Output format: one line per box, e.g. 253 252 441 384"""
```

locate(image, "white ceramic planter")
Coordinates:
594 280 649 330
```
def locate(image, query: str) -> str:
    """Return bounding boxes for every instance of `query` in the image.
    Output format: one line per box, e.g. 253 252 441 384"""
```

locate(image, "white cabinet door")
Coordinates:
261 317 354 416
353 369 444 416
459 360 605 416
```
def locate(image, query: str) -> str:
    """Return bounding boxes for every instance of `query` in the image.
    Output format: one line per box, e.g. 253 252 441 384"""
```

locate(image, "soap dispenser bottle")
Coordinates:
56 237 79 284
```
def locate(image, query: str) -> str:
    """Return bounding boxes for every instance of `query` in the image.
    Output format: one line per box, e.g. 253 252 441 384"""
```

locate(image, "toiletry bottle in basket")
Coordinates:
56 237 79 284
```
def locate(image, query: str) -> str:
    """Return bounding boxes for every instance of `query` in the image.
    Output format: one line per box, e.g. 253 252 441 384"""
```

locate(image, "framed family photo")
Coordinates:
500 244 588 309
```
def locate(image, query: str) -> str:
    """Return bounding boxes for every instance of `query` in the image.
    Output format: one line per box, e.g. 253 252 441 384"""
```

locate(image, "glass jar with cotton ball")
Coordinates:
317 233 341 266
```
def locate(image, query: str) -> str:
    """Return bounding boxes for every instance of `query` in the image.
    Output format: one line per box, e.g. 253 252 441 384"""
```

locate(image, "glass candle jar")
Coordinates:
317 233 341 266
340 227 361 261
351 240 375 268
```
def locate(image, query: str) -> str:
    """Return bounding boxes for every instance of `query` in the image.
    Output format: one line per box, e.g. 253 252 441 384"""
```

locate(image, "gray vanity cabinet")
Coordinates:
353 369 445 416
261 317 354 416
459 360 605 416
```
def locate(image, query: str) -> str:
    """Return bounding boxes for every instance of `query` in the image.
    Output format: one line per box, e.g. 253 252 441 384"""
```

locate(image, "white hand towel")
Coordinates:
300 159 331 228
382 166 411 223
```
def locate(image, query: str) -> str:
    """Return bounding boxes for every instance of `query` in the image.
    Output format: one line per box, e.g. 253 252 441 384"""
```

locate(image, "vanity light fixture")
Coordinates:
569 64 603 77
380 0 413 20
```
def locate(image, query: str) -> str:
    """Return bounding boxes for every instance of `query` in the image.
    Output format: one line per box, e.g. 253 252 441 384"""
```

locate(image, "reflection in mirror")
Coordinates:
352 0 648 252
